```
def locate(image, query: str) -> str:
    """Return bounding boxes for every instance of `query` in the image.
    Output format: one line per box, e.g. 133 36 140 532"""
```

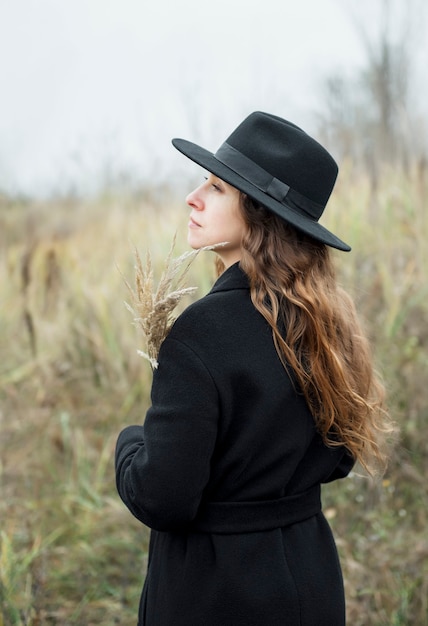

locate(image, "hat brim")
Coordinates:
172 138 351 252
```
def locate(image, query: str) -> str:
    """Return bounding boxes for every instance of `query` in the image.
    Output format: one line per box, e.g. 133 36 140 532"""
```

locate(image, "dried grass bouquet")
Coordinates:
124 237 225 369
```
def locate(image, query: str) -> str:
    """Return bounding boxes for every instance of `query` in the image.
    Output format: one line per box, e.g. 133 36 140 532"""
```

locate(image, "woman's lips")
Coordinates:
188 216 201 228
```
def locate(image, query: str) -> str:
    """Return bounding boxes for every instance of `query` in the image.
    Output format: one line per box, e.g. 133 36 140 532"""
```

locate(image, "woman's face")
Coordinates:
186 173 246 268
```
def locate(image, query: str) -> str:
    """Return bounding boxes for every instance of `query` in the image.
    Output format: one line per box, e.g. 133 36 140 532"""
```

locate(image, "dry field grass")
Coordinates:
1 164 427 625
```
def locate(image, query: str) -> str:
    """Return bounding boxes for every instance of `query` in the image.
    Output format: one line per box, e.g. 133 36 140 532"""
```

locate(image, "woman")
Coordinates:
115 112 391 625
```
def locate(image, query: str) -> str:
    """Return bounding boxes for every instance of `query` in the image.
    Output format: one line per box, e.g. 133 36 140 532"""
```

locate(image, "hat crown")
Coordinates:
225 112 338 208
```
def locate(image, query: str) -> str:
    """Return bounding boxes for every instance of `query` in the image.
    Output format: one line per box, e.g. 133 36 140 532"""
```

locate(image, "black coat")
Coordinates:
115 262 354 626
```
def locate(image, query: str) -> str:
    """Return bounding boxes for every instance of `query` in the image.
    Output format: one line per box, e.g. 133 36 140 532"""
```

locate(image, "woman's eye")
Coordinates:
203 176 222 192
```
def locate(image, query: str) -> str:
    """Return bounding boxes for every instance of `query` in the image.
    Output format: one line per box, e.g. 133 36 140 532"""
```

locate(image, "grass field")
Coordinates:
1 164 427 625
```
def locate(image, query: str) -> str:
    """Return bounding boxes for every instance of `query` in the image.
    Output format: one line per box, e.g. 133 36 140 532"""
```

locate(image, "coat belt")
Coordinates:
189 485 321 534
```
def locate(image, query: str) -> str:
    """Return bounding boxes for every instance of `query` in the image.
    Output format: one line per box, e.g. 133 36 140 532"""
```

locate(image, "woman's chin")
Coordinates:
187 233 205 250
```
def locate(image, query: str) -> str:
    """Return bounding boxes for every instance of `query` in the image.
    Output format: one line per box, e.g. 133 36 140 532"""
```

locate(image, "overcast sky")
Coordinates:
1 0 427 196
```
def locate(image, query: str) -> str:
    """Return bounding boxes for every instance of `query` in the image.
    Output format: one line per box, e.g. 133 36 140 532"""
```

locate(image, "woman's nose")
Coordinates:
186 186 203 210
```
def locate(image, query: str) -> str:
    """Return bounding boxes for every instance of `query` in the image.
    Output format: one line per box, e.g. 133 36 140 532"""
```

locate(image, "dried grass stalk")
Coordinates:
124 236 226 369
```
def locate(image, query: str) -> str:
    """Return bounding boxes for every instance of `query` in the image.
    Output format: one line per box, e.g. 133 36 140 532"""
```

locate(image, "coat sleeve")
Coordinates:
115 334 219 531
322 448 355 483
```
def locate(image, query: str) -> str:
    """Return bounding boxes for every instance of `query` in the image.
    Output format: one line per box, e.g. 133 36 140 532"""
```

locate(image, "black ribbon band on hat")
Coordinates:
214 142 323 220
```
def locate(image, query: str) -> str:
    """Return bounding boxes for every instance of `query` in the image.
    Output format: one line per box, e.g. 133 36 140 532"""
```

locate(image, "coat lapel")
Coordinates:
209 262 250 294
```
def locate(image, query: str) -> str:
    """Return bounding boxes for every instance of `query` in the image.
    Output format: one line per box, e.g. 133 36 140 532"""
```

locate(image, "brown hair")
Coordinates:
220 194 394 476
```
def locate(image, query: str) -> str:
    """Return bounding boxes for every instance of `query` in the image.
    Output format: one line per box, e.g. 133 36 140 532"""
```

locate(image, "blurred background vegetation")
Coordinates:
1 1 428 624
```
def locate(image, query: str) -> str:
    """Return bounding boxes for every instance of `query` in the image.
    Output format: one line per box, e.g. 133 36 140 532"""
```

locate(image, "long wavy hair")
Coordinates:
217 194 394 476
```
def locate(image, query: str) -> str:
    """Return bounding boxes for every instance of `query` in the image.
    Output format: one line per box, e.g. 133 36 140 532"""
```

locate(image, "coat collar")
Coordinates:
209 262 250 294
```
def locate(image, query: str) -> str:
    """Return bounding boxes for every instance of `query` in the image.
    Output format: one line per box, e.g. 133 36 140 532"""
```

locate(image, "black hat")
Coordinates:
172 111 350 252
